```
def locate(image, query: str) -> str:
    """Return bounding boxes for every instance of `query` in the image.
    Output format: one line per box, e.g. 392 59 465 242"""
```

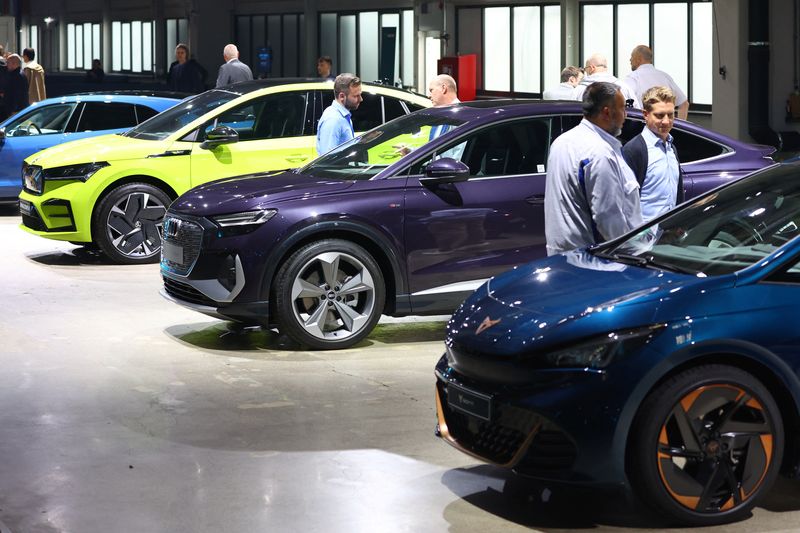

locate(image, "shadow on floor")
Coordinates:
164 319 448 354
25 245 125 266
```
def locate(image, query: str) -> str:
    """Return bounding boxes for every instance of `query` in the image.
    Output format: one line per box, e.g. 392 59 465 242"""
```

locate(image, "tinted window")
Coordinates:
135 105 160 123
406 102 427 113
351 92 382 131
383 97 407 121
202 92 307 141
4 103 78 136
669 128 728 163
78 102 138 131
124 90 238 141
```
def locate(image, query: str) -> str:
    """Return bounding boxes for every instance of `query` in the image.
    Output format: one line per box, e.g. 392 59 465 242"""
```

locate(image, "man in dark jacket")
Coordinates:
0 46 7 121
622 85 682 222
167 43 207 93
4 54 29 117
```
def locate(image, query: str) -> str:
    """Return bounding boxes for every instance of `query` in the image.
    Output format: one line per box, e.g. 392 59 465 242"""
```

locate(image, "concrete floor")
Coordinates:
3 205 800 533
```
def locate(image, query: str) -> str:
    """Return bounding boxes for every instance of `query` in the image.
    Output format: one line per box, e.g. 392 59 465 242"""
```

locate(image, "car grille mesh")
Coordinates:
163 277 217 307
438 382 576 471
161 216 203 276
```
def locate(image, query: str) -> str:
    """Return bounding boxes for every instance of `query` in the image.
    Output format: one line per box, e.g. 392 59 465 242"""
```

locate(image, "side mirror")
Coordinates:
200 125 239 150
421 157 470 184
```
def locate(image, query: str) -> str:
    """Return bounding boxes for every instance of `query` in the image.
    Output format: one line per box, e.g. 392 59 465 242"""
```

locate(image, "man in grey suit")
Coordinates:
215 44 253 88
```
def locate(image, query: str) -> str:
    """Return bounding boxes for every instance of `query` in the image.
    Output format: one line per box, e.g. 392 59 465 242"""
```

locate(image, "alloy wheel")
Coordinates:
105 191 166 258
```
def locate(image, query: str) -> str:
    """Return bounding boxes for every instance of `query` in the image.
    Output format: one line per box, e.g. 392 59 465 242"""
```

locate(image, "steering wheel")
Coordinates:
27 123 42 135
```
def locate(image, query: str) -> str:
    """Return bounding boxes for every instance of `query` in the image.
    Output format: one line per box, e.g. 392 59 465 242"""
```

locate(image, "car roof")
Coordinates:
216 77 426 99
35 92 183 108
68 90 190 99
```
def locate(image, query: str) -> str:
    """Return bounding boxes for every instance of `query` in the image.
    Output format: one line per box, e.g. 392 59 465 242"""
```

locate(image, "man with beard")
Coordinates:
544 81 642 255
316 73 363 154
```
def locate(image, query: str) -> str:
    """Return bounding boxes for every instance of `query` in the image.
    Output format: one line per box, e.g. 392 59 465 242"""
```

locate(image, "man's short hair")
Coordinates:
223 44 239 59
582 81 620 117
560 66 581 83
633 45 653 64
318 56 332 66
333 73 361 97
434 73 457 92
641 85 676 111
22 47 35 61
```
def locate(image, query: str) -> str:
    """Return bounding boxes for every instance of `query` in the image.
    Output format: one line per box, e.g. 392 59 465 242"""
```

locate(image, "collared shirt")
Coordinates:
639 126 680 221
542 82 581 101
575 72 642 109
544 118 643 255
316 101 354 154
622 64 688 106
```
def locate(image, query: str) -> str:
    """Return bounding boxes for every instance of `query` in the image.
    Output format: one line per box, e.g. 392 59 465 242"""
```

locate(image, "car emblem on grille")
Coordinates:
475 316 501 335
163 217 182 239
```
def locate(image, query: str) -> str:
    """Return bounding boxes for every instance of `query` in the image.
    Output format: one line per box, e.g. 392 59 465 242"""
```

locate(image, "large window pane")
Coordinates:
425 36 441 90
167 19 177 66
381 13 400 85
142 22 153 71
112 22 121 71
268 16 282 76
92 24 101 63
299 14 306 76
122 23 131 70
252 16 265 75
653 3 688 94
616 4 649 78
513 7 541 93
484 7 510 91
543 5 561 92
76 24 84 69
320 13 338 71
83 23 92 69
359 12 379 82
339 15 356 74
131 21 142 72
402 10 414 86
67 24 75 69
582 4 614 72
692 2 712 105
284 15 298 77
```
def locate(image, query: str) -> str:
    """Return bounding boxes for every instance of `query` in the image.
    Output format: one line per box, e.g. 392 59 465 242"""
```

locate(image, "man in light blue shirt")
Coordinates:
544 82 643 255
316 73 363 155
622 86 682 222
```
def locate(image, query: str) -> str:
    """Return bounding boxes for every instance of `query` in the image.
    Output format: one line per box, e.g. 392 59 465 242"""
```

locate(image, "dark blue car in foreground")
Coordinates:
160 100 774 350
436 162 800 526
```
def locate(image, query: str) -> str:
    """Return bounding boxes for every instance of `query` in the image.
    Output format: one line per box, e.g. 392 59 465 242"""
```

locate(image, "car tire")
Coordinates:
93 182 170 265
273 239 385 350
629 364 783 526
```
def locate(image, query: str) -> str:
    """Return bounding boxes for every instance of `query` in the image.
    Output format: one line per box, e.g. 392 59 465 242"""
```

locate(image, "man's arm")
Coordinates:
586 154 641 242
677 100 690 120
215 65 227 88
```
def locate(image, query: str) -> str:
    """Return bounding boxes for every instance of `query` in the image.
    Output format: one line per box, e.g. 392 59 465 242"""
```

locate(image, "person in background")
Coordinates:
576 53 640 108
316 56 334 80
85 58 105 83
168 44 207 93
544 81 642 255
542 66 582 100
215 44 253 88
622 86 683 221
623 45 690 120
316 73 363 154
22 48 45 104
428 74 460 107
0 45 8 121
4 54 29 116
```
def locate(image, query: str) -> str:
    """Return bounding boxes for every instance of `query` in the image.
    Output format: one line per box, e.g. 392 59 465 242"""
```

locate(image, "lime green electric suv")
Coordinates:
19 79 430 264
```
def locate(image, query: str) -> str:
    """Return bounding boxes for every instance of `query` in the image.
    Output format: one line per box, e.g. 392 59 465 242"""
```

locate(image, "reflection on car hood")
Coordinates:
170 171 356 215
25 133 161 167
448 250 725 355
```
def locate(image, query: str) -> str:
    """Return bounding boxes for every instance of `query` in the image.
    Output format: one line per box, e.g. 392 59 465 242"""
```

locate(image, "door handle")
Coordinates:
285 155 309 163
526 194 545 206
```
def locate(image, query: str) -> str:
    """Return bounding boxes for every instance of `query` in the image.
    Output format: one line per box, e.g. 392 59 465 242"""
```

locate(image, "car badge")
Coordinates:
163 217 182 239
475 316 501 335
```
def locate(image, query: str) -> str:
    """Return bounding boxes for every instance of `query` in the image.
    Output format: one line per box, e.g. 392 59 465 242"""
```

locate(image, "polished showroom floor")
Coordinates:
3 206 800 533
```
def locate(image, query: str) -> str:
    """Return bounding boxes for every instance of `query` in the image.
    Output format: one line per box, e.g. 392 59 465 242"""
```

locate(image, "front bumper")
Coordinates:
18 186 90 242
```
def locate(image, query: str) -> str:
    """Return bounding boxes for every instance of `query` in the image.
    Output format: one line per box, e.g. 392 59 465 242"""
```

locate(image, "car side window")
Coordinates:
351 92 382 131
202 92 307 141
4 103 79 136
669 128 729 163
77 102 138 131
409 118 553 177
383 97 407 121
135 105 160 124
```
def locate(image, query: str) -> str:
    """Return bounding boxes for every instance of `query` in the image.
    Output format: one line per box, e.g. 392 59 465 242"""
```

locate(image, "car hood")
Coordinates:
447 250 730 356
25 133 161 167
170 171 357 216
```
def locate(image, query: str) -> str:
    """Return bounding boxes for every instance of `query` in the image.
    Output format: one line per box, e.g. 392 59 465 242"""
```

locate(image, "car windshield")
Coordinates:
4 102 78 136
123 90 239 141
597 164 800 277
299 112 467 180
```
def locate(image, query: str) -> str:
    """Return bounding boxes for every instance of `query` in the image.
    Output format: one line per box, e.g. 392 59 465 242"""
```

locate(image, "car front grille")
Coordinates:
161 215 203 276
437 381 576 472
163 277 217 307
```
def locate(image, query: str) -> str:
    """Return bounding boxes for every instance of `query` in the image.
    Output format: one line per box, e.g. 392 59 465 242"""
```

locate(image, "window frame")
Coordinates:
111 19 155 73
234 13 305 78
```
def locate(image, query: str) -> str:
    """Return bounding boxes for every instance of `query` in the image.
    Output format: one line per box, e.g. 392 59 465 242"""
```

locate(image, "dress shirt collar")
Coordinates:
641 124 673 149
581 118 623 150
331 100 351 118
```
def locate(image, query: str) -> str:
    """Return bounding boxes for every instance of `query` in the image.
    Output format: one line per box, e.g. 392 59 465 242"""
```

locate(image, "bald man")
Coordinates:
428 74 460 107
623 45 689 120
575 53 641 109
215 44 253 88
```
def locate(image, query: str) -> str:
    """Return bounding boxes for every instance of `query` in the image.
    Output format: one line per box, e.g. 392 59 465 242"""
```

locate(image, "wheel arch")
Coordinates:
624 349 800 480
259 220 407 318
89 175 179 240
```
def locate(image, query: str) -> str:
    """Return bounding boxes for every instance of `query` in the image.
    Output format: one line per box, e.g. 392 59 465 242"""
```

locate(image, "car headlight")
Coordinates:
536 325 665 369
211 208 277 237
42 162 109 182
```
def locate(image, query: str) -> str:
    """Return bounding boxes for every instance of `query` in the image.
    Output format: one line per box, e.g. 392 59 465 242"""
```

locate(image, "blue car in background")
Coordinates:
0 92 182 202
436 161 800 526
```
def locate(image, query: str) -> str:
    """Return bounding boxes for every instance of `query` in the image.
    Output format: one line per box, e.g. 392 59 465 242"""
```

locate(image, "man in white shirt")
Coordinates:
428 74 460 107
623 45 689 120
575 53 641 109
542 66 582 101
544 82 643 255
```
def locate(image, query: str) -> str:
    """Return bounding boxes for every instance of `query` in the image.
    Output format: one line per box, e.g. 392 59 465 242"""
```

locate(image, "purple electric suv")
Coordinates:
160 100 775 349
